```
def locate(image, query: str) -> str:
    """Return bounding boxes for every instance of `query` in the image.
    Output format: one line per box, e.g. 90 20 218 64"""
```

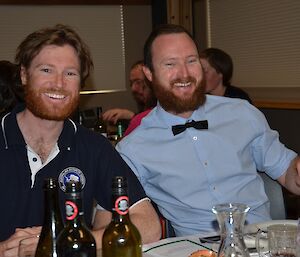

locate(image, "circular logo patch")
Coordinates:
115 196 129 215
58 167 86 192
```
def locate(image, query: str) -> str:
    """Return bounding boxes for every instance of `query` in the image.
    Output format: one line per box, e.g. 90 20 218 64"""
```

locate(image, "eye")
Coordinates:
67 71 77 76
64 71 80 81
41 68 51 73
66 70 80 78
187 57 199 64
165 62 175 67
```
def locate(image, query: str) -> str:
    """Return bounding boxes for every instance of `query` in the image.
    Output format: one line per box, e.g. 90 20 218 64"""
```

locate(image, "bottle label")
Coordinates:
114 196 129 215
65 200 78 220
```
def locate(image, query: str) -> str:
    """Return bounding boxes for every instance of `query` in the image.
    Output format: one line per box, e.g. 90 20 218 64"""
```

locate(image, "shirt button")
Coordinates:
213 186 216 190
193 136 197 140
204 161 208 166
33 157 38 162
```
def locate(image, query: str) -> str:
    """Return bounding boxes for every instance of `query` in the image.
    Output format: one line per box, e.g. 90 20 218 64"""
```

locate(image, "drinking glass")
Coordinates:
18 235 39 257
256 224 297 257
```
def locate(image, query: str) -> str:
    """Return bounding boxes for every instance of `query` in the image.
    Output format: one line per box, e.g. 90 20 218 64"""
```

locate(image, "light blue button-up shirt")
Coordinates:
116 95 297 236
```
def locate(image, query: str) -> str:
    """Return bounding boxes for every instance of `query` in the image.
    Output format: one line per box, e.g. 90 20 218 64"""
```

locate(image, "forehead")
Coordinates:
200 58 211 67
130 65 144 79
151 33 198 60
30 44 80 68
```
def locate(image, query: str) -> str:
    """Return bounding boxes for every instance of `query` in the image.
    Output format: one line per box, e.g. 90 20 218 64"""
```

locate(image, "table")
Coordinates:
96 220 298 257
96 234 218 257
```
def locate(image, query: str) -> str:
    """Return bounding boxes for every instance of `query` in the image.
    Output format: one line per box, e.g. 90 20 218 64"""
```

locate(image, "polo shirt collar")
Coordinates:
1 104 78 150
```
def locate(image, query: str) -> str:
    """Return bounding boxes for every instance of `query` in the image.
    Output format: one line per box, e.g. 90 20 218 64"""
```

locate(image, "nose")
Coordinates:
55 73 65 88
178 63 189 78
131 82 143 94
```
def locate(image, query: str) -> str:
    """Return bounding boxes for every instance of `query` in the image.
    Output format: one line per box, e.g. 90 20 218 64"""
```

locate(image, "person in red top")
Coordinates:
123 108 153 136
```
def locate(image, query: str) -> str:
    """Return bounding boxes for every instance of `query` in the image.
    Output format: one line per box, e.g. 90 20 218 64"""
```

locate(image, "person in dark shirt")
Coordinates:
199 47 252 104
0 24 160 257
0 60 23 116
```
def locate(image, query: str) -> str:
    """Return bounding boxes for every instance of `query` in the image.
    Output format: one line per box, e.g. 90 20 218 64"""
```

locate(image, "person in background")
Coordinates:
199 47 252 104
102 60 156 125
0 24 161 257
0 60 23 116
116 24 300 237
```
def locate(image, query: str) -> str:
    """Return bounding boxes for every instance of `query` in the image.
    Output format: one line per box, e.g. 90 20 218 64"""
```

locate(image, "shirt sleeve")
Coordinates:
249 106 297 179
94 137 148 211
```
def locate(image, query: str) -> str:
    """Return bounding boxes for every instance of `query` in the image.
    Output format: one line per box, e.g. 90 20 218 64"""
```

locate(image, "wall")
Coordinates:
79 4 152 112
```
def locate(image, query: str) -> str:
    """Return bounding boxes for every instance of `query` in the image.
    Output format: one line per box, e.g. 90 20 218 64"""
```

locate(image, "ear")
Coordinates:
20 65 28 86
142 65 153 82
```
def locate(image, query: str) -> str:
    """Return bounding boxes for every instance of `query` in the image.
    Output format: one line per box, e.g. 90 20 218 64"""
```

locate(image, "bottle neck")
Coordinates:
44 189 62 223
64 192 86 227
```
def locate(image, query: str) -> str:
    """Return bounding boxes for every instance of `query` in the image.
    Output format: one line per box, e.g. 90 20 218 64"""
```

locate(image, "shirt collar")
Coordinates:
155 101 207 128
1 104 77 149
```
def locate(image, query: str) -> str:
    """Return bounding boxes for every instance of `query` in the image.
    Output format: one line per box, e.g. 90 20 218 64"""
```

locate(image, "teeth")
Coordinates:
174 82 191 87
45 93 66 99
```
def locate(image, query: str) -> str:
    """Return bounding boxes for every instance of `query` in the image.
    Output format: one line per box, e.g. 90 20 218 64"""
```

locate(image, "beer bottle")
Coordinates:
35 178 64 257
57 181 96 257
102 176 142 257
116 121 124 142
94 107 107 137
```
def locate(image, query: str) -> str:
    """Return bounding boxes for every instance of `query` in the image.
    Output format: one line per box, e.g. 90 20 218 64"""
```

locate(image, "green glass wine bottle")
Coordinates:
35 178 64 257
57 181 96 257
102 176 142 257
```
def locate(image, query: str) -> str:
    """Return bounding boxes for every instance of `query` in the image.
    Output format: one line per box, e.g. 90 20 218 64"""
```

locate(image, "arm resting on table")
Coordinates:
93 199 161 249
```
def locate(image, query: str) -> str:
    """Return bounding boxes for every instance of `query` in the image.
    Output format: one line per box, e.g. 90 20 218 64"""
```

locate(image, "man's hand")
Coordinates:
102 109 135 124
278 156 300 195
0 227 41 257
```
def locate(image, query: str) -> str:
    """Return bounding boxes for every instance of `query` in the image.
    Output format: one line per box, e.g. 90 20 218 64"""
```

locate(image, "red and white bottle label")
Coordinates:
65 200 78 220
115 196 129 215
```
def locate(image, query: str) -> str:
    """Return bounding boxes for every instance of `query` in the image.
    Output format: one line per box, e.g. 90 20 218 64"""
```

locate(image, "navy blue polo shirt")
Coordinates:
0 105 147 241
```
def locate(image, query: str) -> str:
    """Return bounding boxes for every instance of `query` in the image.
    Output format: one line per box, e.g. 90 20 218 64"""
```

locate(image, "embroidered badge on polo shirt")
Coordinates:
58 167 86 192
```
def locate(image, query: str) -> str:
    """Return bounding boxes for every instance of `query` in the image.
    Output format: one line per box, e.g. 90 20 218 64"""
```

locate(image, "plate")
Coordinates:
143 239 216 257
244 220 298 234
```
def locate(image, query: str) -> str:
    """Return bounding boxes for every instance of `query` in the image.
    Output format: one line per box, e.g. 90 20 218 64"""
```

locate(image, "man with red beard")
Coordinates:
0 24 161 256
116 24 300 237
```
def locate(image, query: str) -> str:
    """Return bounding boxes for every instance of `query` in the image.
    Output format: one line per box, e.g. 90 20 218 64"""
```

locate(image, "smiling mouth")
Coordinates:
44 92 66 99
174 82 192 88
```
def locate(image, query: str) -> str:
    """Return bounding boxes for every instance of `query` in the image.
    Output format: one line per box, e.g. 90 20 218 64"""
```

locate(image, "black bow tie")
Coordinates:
172 120 208 136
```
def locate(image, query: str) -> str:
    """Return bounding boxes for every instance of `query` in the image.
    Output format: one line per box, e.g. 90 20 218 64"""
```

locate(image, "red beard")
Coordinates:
152 76 206 114
24 84 79 121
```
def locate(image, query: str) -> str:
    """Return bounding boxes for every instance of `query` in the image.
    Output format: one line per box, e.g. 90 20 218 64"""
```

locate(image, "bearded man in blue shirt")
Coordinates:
116 24 300 237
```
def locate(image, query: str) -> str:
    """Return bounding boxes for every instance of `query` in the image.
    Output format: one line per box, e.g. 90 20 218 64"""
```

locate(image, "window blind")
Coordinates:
207 0 300 88
0 5 125 92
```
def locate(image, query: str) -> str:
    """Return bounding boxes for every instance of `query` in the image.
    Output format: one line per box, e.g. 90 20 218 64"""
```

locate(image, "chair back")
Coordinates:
259 172 286 220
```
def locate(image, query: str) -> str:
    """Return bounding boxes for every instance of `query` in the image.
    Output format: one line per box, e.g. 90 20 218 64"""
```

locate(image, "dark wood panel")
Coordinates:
254 100 300 110
0 0 150 5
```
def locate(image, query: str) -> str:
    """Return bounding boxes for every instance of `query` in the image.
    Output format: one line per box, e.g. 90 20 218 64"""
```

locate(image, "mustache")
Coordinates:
170 76 197 85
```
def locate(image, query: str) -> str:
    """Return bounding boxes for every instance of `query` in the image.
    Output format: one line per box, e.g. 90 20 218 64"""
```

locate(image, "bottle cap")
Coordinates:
44 177 58 189
65 181 82 193
112 176 127 188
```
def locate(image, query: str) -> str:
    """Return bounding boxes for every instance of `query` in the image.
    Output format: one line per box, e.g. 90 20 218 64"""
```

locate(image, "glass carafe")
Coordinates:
212 203 250 257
